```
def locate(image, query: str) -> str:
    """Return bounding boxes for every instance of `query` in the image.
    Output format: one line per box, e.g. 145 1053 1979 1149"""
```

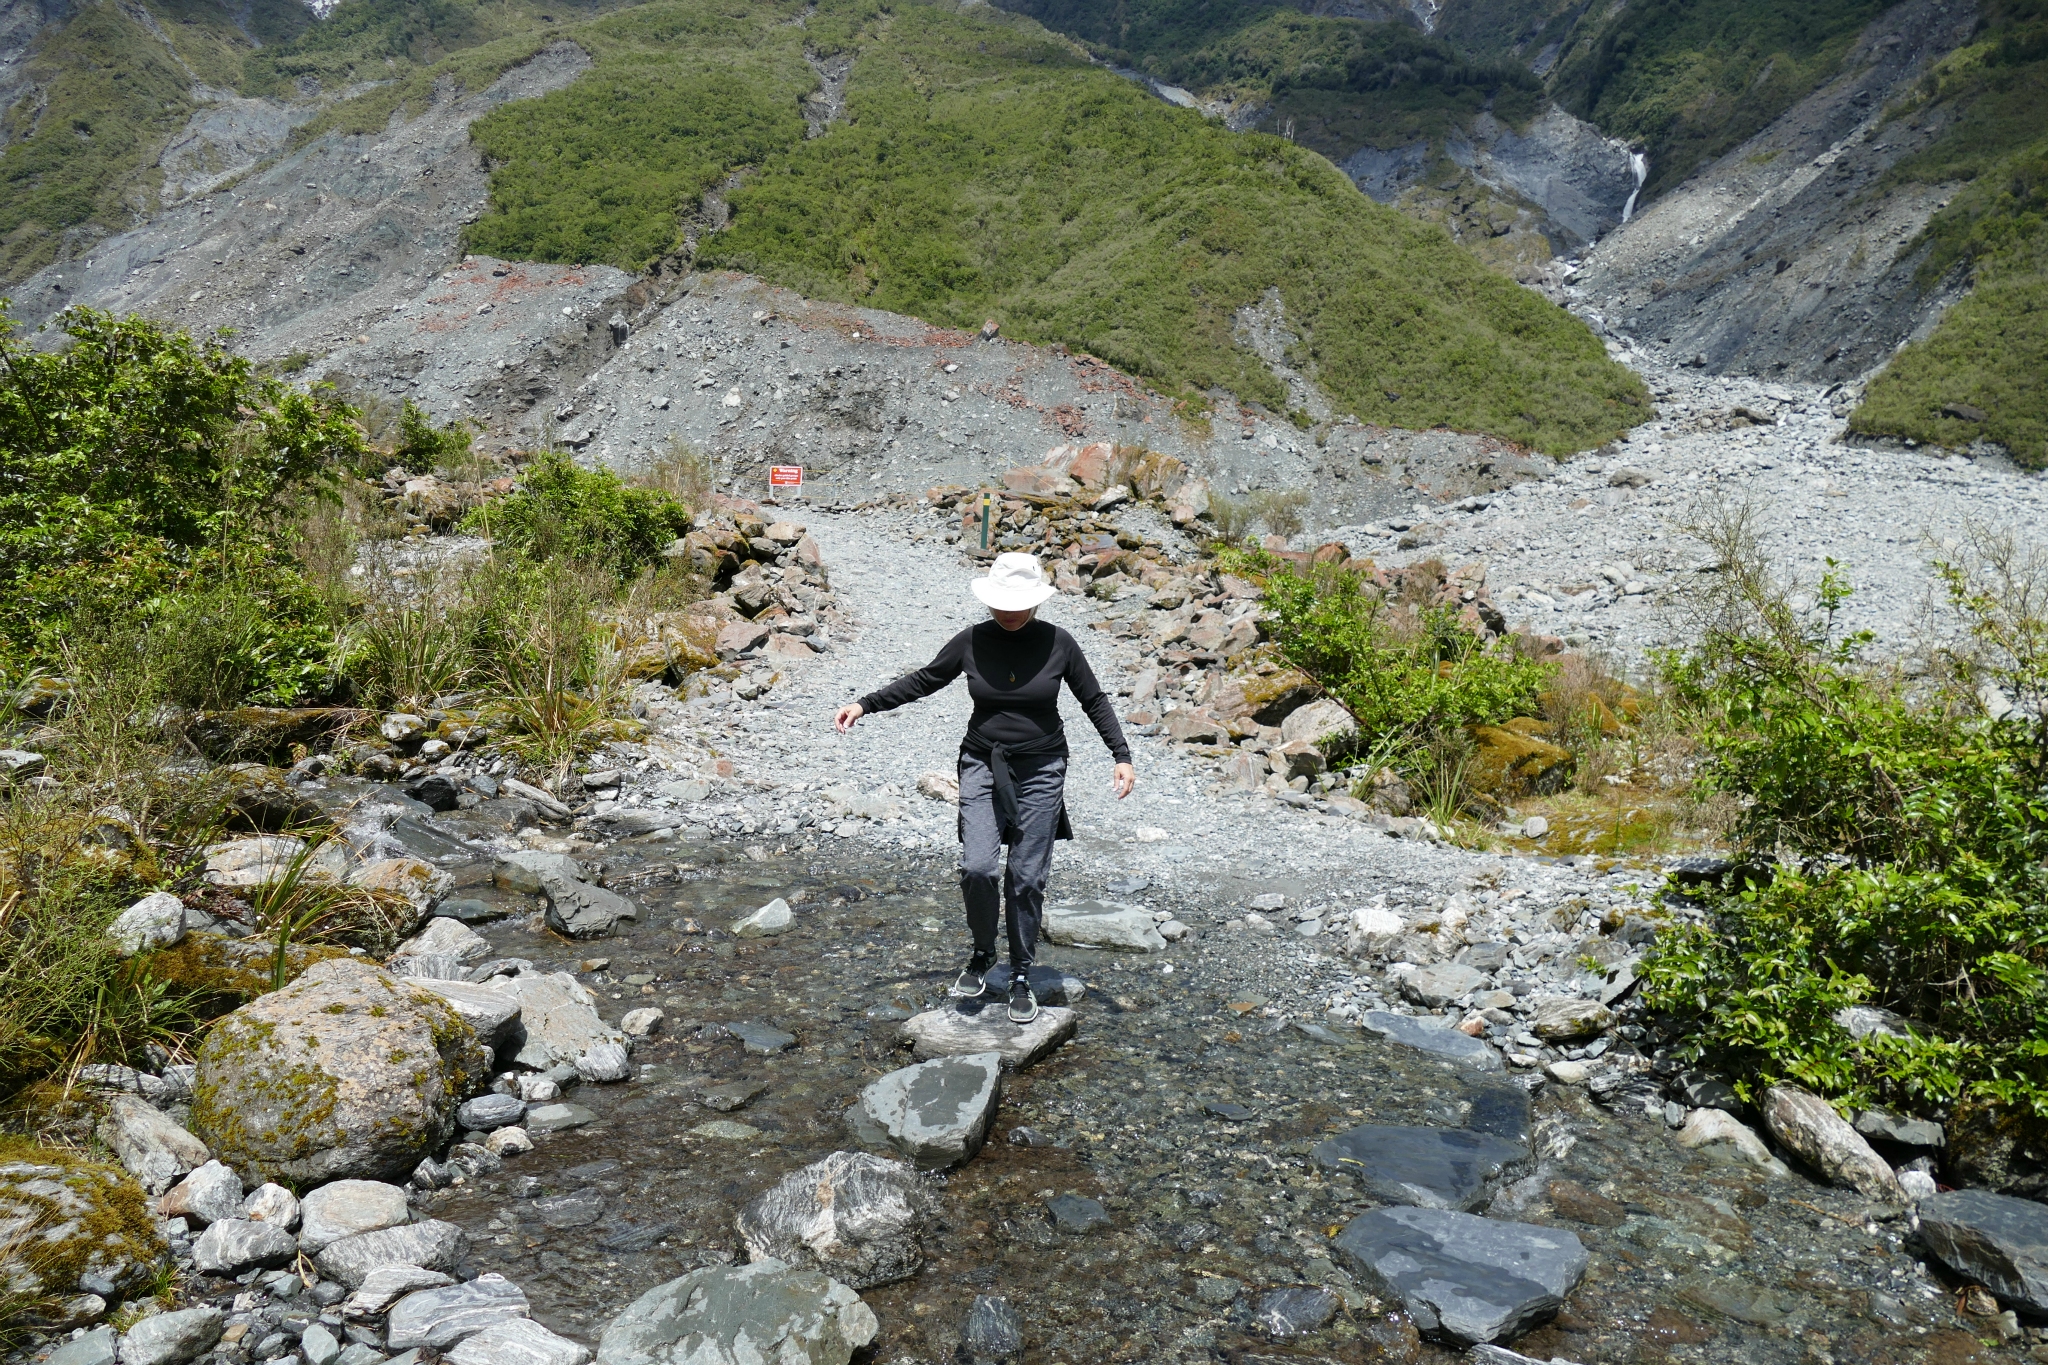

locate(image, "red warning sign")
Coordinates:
768 466 804 488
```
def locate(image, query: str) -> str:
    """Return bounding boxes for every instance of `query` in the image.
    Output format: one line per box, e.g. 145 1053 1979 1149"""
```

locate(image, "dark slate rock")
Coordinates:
1464 1084 1534 1148
406 777 461 813
1916 1189 2048 1312
599 1220 679 1254
435 899 506 924
730 1021 797 1054
698 1080 766 1112
1310 1124 1527 1211
540 876 638 939
1333 1207 1588 1345
1677 1071 1743 1113
736 1151 935 1289
960 1294 1022 1363
1204 1102 1255 1122
1362 1011 1504 1072
535 1188 606 1229
1045 1195 1109 1234
1006 1127 1062 1149
1855 1109 1945 1150
1251 1286 1339 1338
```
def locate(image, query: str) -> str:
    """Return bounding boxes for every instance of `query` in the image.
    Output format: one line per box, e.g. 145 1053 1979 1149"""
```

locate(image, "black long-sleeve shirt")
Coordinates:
858 619 1132 764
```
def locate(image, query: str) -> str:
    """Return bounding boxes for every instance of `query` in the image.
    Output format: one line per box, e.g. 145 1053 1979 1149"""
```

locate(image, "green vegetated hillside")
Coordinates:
1850 0 2048 467
460 0 1645 453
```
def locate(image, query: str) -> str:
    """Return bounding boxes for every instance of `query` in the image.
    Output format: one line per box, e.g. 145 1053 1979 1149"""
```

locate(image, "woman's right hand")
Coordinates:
834 703 865 734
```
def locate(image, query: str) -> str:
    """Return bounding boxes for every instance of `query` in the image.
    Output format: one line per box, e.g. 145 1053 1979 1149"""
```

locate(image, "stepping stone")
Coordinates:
1917 1189 2048 1312
729 1021 797 1054
445 1319 589 1365
1361 1011 1504 1072
1043 901 1166 952
697 1081 766 1112
1311 1124 1527 1211
534 1188 606 1228
1464 1083 1534 1147
737 1151 934 1289
1045 1194 1109 1233
299 1180 413 1253
525 1103 597 1133
1401 963 1488 1008
1333 1207 1588 1345
691 1120 762 1141
901 1003 1077 1069
851 1052 1003 1168
594 1260 875 1365
1251 1286 1339 1337
386 1275 530 1350
313 1220 468 1288
1204 1102 1255 1121
981 963 1086 1005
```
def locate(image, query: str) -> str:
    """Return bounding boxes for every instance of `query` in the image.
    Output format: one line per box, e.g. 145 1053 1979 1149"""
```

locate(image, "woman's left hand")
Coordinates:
1112 762 1136 799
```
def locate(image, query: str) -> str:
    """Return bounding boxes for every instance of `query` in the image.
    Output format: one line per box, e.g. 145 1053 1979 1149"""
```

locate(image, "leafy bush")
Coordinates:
465 451 694 582
1229 549 1555 752
1641 513 2048 1117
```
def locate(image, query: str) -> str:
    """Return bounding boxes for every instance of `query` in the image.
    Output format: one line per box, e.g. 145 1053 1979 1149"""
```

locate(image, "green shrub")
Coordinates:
1642 517 2048 1117
1229 548 1555 752
464 451 694 582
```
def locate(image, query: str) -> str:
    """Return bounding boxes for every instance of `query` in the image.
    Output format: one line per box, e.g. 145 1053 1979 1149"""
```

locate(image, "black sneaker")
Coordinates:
1007 969 1039 1024
951 951 997 999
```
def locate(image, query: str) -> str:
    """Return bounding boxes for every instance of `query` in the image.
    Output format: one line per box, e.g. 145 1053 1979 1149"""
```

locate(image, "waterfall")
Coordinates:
1621 151 1648 223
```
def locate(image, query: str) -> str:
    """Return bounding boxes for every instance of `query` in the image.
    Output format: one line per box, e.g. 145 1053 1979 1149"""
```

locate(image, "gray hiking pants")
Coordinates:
957 747 1068 972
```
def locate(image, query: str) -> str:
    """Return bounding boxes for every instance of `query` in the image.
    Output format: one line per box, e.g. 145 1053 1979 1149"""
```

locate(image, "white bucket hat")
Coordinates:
971 552 1057 611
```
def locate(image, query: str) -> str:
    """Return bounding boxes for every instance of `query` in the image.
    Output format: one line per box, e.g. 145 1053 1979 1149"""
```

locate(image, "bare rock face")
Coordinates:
192 959 491 1185
1762 1086 1905 1202
735 1152 936 1289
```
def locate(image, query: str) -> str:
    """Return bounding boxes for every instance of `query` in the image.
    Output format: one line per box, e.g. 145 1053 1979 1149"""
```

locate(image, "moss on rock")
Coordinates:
0 1137 167 1303
146 933 351 1006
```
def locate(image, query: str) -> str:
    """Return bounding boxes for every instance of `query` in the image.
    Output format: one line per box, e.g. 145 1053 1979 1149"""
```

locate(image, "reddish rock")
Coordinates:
716 621 771 657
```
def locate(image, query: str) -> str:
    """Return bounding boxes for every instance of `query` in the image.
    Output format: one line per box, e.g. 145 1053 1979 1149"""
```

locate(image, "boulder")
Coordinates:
191 1218 298 1275
620 1008 664 1039
109 892 188 957
457 1094 526 1131
1042 901 1166 952
852 1053 1003 1168
731 898 794 938
410 978 524 1052
1761 1086 1904 1202
1279 699 1356 748
0 1146 165 1300
446 1319 590 1365
499 972 625 1071
49 1327 116 1365
239 1183 298 1228
1333 1207 1588 1345
494 851 586 895
192 960 490 1185
1361 1011 1504 1072
735 1151 936 1288
1400 964 1487 1009
313 1219 468 1288
347 857 452 931
594 1259 876 1365
395 918 490 963
1673 1109 1791 1176
343 1266 457 1317
716 621 771 658
901 1003 1076 1069
299 1325 341 1365
1467 724 1573 798
156 1160 244 1225
1853 1109 1945 1151
1529 998 1614 1041
1252 1286 1340 1338
96 1096 209 1195
387 1274 530 1350
1310 1125 1526 1212
1945 1098 2048 1199
119 1307 224 1365
1915 1189 2048 1313
541 875 639 939
298 1179 413 1253
576 1043 633 1084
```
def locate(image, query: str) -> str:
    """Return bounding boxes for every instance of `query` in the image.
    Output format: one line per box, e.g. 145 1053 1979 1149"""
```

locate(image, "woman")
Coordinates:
834 553 1136 1023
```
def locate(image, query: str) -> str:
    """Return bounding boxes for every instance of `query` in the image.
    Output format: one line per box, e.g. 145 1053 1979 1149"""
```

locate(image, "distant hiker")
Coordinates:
834 552 1135 1022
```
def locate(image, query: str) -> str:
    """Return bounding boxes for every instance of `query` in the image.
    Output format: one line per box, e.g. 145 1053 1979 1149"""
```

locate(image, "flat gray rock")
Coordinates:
494 851 585 895
731 898 794 938
120 1308 224 1365
736 1151 935 1289
49 1327 116 1365
1361 1012 1504 1072
343 1266 457 1317
1400 964 1487 1008
109 892 188 957
96 1095 209 1194
536 1188 607 1228
299 1179 411 1253
445 1319 590 1365
525 1103 598 1133
299 1325 342 1365
901 1003 1076 1069
541 874 639 939
593 1258 876 1365
1045 1195 1108 1233
1917 1189 2048 1313
1333 1206 1588 1345
501 973 625 1070
409 978 523 1051
729 1022 796 1054
853 1053 1003 1168
191 1217 299 1275
313 1219 469 1288
1043 901 1166 952
158 1159 244 1226
387 1274 530 1350
1310 1125 1527 1211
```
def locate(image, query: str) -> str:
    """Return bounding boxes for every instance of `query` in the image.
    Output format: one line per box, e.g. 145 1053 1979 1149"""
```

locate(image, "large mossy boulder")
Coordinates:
192 959 490 1185
1468 720 1574 798
0 1139 168 1301
146 932 352 1005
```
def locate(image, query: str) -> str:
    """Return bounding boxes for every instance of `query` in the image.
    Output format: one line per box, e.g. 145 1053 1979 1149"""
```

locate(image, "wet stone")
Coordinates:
697 1080 765 1112
386 1274 530 1350
691 1120 761 1141
1916 1189 2048 1313
1204 1102 1255 1121
1310 1124 1526 1211
445 1319 590 1365
1333 1207 1588 1345
981 962 1086 1004
1042 901 1166 952
901 1002 1077 1068
542 876 639 939
959 1294 1022 1364
535 1188 607 1228
456 1094 526 1131
314 1219 468 1288
1251 1286 1339 1337
525 1103 597 1133
1361 1011 1504 1072
729 1021 796 1054
593 1259 876 1365
1045 1194 1109 1233
736 1151 935 1288
852 1051 1003 1168
1194 1277 1241 1306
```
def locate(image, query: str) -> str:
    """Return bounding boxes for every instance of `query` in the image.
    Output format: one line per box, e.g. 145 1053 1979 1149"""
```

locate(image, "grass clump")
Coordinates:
1640 505 2048 1118
465 450 694 582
